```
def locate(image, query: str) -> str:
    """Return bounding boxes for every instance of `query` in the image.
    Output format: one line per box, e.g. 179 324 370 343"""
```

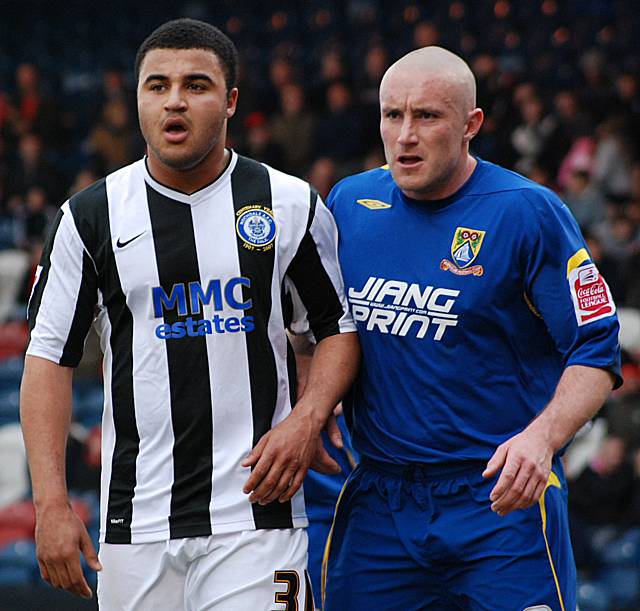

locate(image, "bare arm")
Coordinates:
290 332 344 452
242 332 360 504
20 355 101 598
483 364 615 515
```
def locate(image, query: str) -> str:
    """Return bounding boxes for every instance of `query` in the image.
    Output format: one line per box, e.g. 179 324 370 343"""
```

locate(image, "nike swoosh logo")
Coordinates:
116 232 145 248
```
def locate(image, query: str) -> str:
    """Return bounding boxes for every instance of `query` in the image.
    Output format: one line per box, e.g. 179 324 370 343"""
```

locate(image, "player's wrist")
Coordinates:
291 399 329 433
33 492 71 514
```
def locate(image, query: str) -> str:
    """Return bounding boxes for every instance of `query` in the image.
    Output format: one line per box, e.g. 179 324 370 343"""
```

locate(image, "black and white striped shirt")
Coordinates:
27 151 355 544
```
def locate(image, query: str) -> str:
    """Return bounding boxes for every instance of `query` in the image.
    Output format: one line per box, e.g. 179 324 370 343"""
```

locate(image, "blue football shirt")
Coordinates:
327 158 621 465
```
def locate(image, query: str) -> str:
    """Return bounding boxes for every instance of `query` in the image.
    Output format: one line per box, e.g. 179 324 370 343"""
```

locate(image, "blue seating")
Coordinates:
0 358 23 389
0 540 38 586
0 388 20 426
578 580 611 611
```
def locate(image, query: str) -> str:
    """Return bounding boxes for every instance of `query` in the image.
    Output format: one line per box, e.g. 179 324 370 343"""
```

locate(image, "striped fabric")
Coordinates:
27 151 355 544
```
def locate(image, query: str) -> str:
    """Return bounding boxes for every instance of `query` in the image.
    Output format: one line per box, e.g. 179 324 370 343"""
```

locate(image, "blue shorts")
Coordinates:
323 458 576 611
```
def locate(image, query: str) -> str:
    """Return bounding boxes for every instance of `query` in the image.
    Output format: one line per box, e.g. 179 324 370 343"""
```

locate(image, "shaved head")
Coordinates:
380 46 476 115
378 46 483 200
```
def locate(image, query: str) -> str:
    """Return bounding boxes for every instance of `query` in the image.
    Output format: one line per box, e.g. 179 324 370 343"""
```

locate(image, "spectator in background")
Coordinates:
271 82 316 175
242 110 285 168
563 169 606 231
8 133 60 203
13 63 59 146
592 114 635 198
86 98 138 173
593 206 637 267
262 55 297 114
412 20 440 48
314 80 365 169
311 47 349 111
20 186 53 248
510 94 558 176
584 231 624 303
357 44 390 153
306 157 337 200
68 168 100 198
569 434 635 571
578 49 613 123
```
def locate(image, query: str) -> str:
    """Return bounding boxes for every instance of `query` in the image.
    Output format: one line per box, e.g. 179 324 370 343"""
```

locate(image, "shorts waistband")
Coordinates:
359 457 487 481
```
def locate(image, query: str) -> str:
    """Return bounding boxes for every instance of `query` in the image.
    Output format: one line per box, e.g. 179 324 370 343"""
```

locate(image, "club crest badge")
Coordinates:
236 205 276 252
440 227 485 276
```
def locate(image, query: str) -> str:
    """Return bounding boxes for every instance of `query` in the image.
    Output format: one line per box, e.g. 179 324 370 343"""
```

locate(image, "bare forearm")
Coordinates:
20 356 74 509
294 332 360 428
528 364 615 452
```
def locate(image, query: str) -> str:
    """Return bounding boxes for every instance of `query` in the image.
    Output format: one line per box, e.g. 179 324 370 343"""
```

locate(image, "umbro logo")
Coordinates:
356 198 392 210
116 232 145 248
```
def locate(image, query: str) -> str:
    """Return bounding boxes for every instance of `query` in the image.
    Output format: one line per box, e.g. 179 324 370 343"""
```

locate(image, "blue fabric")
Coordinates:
326 158 621 465
324 458 576 611
304 416 357 603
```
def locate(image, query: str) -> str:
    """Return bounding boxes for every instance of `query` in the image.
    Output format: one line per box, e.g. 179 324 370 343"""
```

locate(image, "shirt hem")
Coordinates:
100 515 309 544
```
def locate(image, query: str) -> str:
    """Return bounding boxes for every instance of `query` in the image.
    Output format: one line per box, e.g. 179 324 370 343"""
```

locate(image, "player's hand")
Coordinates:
242 406 327 505
482 423 553 516
35 502 102 598
325 410 343 450
309 432 342 475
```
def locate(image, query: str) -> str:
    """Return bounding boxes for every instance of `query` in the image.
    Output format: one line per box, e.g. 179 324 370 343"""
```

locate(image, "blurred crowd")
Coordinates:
0 1 639 609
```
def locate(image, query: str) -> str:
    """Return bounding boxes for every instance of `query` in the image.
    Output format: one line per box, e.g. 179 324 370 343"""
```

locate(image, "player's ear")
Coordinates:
463 108 484 143
226 88 239 118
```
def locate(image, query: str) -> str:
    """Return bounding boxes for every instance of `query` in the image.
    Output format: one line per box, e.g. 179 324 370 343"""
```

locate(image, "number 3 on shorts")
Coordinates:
273 570 299 610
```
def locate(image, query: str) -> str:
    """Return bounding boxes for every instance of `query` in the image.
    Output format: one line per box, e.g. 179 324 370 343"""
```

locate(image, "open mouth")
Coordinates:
398 155 422 165
163 119 188 143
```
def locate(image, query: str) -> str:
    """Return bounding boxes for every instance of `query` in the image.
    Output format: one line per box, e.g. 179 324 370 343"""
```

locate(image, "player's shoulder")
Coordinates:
246 156 316 203
473 158 566 213
327 166 394 211
70 159 141 215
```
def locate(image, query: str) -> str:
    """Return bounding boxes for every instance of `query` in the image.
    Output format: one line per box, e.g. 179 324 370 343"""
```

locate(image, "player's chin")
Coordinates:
156 149 204 171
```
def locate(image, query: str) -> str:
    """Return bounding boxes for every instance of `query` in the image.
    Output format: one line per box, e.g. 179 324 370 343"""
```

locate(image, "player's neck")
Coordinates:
146 145 231 195
406 154 477 202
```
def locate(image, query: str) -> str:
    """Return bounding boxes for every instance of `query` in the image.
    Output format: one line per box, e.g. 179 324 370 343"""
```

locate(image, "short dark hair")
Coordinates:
135 18 238 92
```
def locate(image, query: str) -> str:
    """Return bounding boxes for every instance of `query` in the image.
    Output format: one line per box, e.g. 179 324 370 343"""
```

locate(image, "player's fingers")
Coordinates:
80 529 102 572
242 448 274 494
248 460 286 504
259 466 297 506
38 559 50 584
483 443 508 479
492 462 532 514
532 480 548 507
44 561 63 589
517 472 544 509
65 555 93 599
489 458 522 505
326 414 343 449
241 434 268 470
333 402 343 416
279 468 306 503
310 444 341 474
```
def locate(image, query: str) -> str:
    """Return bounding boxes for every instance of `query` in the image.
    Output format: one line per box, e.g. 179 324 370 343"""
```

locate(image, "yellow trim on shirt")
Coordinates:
566 248 590 278
538 471 565 611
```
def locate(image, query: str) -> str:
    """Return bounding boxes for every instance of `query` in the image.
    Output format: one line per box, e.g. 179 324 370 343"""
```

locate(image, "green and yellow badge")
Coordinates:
440 227 485 276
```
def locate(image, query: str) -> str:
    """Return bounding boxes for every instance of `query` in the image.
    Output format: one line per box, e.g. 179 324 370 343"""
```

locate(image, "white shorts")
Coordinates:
97 528 312 611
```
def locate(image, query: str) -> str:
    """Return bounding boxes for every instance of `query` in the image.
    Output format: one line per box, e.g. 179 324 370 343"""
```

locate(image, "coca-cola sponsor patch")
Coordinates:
568 263 615 326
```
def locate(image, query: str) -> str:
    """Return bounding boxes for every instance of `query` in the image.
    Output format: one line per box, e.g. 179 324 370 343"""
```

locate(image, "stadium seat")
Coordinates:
597 566 640 608
0 539 38 586
0 357 23 388
0 388 20 425
577 581 611 611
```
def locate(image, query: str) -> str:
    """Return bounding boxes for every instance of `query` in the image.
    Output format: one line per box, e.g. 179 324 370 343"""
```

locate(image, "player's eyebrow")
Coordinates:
143 74 169 84
142 73 215 84
184 73 214 83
